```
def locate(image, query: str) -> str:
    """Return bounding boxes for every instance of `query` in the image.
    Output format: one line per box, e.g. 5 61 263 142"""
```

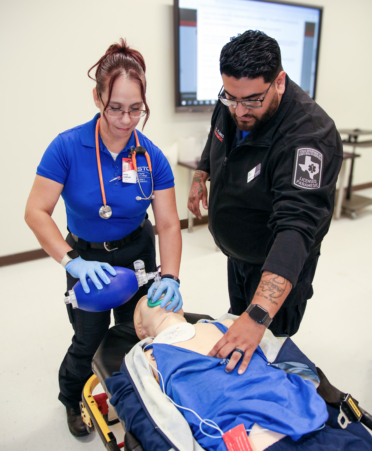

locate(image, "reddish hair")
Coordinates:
88 38 150 127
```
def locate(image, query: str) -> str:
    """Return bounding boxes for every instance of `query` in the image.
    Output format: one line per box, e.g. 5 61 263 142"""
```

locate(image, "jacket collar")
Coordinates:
252 74 293 144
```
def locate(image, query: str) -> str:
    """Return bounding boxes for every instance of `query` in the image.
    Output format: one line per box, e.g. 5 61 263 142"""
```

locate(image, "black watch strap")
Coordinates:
67 249 80 259
161 274 180 285
246 304 273 328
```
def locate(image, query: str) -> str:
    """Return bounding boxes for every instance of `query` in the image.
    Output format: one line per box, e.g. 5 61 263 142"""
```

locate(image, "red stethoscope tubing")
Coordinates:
95 117 153 207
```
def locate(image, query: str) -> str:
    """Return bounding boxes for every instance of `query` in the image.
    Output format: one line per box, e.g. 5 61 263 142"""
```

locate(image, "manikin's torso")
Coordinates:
145 319 234 365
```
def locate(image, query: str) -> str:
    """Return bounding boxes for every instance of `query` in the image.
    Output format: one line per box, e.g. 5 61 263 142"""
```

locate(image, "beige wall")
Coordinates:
1 0 372 257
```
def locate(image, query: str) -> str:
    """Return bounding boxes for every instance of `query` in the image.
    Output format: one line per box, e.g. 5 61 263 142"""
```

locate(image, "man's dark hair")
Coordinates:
220 30 283 83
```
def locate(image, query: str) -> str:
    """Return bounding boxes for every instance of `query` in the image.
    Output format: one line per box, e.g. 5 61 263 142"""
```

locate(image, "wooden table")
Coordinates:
334 152 360 219
337 129 372 218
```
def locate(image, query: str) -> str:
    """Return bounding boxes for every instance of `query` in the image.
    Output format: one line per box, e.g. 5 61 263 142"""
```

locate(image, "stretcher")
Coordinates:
80 312 372 451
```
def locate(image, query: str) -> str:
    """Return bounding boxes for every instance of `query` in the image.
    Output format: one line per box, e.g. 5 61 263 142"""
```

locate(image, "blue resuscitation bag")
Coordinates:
64 266 139 312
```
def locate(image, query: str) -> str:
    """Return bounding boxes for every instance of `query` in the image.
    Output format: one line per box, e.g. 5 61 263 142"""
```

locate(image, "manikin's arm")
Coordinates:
208 271 292 374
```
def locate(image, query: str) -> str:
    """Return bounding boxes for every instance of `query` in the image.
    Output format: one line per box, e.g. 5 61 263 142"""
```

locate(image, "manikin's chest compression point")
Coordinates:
153 322 196 345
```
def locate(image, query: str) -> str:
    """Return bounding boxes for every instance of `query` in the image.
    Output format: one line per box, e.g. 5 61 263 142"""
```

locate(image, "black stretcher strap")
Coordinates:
316 366 372 430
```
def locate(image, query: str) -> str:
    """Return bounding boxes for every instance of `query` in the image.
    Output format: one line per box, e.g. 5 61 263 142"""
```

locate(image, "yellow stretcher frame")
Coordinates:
80 374 122 451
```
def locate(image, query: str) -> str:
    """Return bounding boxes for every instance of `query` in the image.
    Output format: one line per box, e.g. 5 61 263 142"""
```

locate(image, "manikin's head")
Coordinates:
134 296 186 340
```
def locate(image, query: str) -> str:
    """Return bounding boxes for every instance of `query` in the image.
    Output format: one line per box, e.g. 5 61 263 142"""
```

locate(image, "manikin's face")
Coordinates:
93 75 143 142
221 72 286 133
134 296 185 340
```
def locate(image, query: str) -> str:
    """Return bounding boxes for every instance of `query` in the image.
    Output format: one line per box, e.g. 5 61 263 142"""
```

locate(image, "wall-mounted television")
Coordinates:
174 0 323 112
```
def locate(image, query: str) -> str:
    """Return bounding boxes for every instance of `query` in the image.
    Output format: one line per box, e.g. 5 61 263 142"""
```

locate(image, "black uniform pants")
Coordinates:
227 253 320 336
58 220 156 408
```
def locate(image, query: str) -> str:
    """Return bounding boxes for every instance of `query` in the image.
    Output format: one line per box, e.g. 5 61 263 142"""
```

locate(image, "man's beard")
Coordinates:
231 91 280 134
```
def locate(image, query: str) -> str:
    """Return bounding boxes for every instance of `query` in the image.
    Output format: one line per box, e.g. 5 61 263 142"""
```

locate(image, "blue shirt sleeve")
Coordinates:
141 135 174 191
36 135 70 185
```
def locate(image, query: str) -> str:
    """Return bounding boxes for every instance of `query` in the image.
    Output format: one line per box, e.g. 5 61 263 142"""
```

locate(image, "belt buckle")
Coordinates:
103 241 118 252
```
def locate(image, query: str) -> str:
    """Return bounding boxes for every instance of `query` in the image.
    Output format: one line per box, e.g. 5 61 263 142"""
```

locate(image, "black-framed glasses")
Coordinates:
218 79 275 110
106 107 147 118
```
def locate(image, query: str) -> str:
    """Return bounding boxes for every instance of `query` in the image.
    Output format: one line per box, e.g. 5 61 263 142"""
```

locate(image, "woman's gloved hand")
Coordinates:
147 279 183 312
65 257 116 293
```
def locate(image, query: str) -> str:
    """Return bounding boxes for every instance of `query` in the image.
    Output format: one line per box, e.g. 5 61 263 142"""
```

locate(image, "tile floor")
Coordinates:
1 195 372 450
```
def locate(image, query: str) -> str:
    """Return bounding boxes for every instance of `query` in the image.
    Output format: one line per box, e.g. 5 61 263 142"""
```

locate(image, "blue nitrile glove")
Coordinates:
66 257 116 294
147 279 183 312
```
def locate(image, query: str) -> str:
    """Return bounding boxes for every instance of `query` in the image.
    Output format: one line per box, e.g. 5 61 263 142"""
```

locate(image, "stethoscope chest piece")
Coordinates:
99 205 113 219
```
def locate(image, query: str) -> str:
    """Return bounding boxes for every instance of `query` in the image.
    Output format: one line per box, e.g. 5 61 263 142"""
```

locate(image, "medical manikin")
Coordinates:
133 296 328 451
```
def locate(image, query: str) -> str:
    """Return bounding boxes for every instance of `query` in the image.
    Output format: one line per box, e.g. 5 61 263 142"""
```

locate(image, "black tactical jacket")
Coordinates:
197 76 343 286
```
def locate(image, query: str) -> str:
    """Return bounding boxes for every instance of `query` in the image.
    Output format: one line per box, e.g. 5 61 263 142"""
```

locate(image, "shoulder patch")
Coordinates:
214 127 224 143
292 147 323 190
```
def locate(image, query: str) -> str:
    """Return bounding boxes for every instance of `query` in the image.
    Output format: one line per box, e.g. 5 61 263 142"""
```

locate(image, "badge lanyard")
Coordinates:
95 117 154 219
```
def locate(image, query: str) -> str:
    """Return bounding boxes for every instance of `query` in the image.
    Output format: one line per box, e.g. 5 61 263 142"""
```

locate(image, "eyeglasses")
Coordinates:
106 107 147 118
218 79 274 110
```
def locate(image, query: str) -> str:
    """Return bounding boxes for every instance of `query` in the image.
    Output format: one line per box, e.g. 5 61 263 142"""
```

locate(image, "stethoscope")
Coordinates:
95 117 154 219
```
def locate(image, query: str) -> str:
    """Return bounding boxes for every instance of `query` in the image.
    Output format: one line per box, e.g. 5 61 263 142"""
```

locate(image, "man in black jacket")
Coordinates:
188 30 342 375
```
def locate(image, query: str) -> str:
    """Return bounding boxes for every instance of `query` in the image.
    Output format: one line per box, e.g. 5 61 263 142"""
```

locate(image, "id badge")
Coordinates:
122 158 136 184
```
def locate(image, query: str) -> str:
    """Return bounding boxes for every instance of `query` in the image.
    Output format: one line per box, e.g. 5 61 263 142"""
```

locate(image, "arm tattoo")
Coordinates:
256 273 290 305
193 170 204 183
191 170 205 196
255 292 279 305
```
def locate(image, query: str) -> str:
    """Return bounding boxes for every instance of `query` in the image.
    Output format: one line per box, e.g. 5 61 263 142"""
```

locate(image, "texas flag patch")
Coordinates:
292 147 323 190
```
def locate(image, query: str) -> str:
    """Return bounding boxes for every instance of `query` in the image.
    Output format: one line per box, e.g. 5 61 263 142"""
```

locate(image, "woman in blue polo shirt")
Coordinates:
25 39 182 436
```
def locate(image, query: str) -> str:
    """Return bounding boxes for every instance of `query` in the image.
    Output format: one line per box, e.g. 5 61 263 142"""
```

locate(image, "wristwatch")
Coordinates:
246 304 273 328
161 274 180 285
61 249 80 268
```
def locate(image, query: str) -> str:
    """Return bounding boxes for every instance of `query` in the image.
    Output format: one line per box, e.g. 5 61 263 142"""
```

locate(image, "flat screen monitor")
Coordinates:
174 0 323 112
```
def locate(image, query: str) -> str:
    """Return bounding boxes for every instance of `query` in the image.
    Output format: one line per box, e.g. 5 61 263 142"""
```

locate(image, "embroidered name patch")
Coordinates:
137 166 150 183
292 148 323 190
247 163 261 183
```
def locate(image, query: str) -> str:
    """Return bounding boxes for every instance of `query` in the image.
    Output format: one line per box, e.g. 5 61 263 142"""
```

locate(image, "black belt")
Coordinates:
71 219 145 252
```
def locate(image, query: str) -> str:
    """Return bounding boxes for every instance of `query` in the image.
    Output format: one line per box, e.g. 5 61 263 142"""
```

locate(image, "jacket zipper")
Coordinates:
211 156 228 251
211 143 268 252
